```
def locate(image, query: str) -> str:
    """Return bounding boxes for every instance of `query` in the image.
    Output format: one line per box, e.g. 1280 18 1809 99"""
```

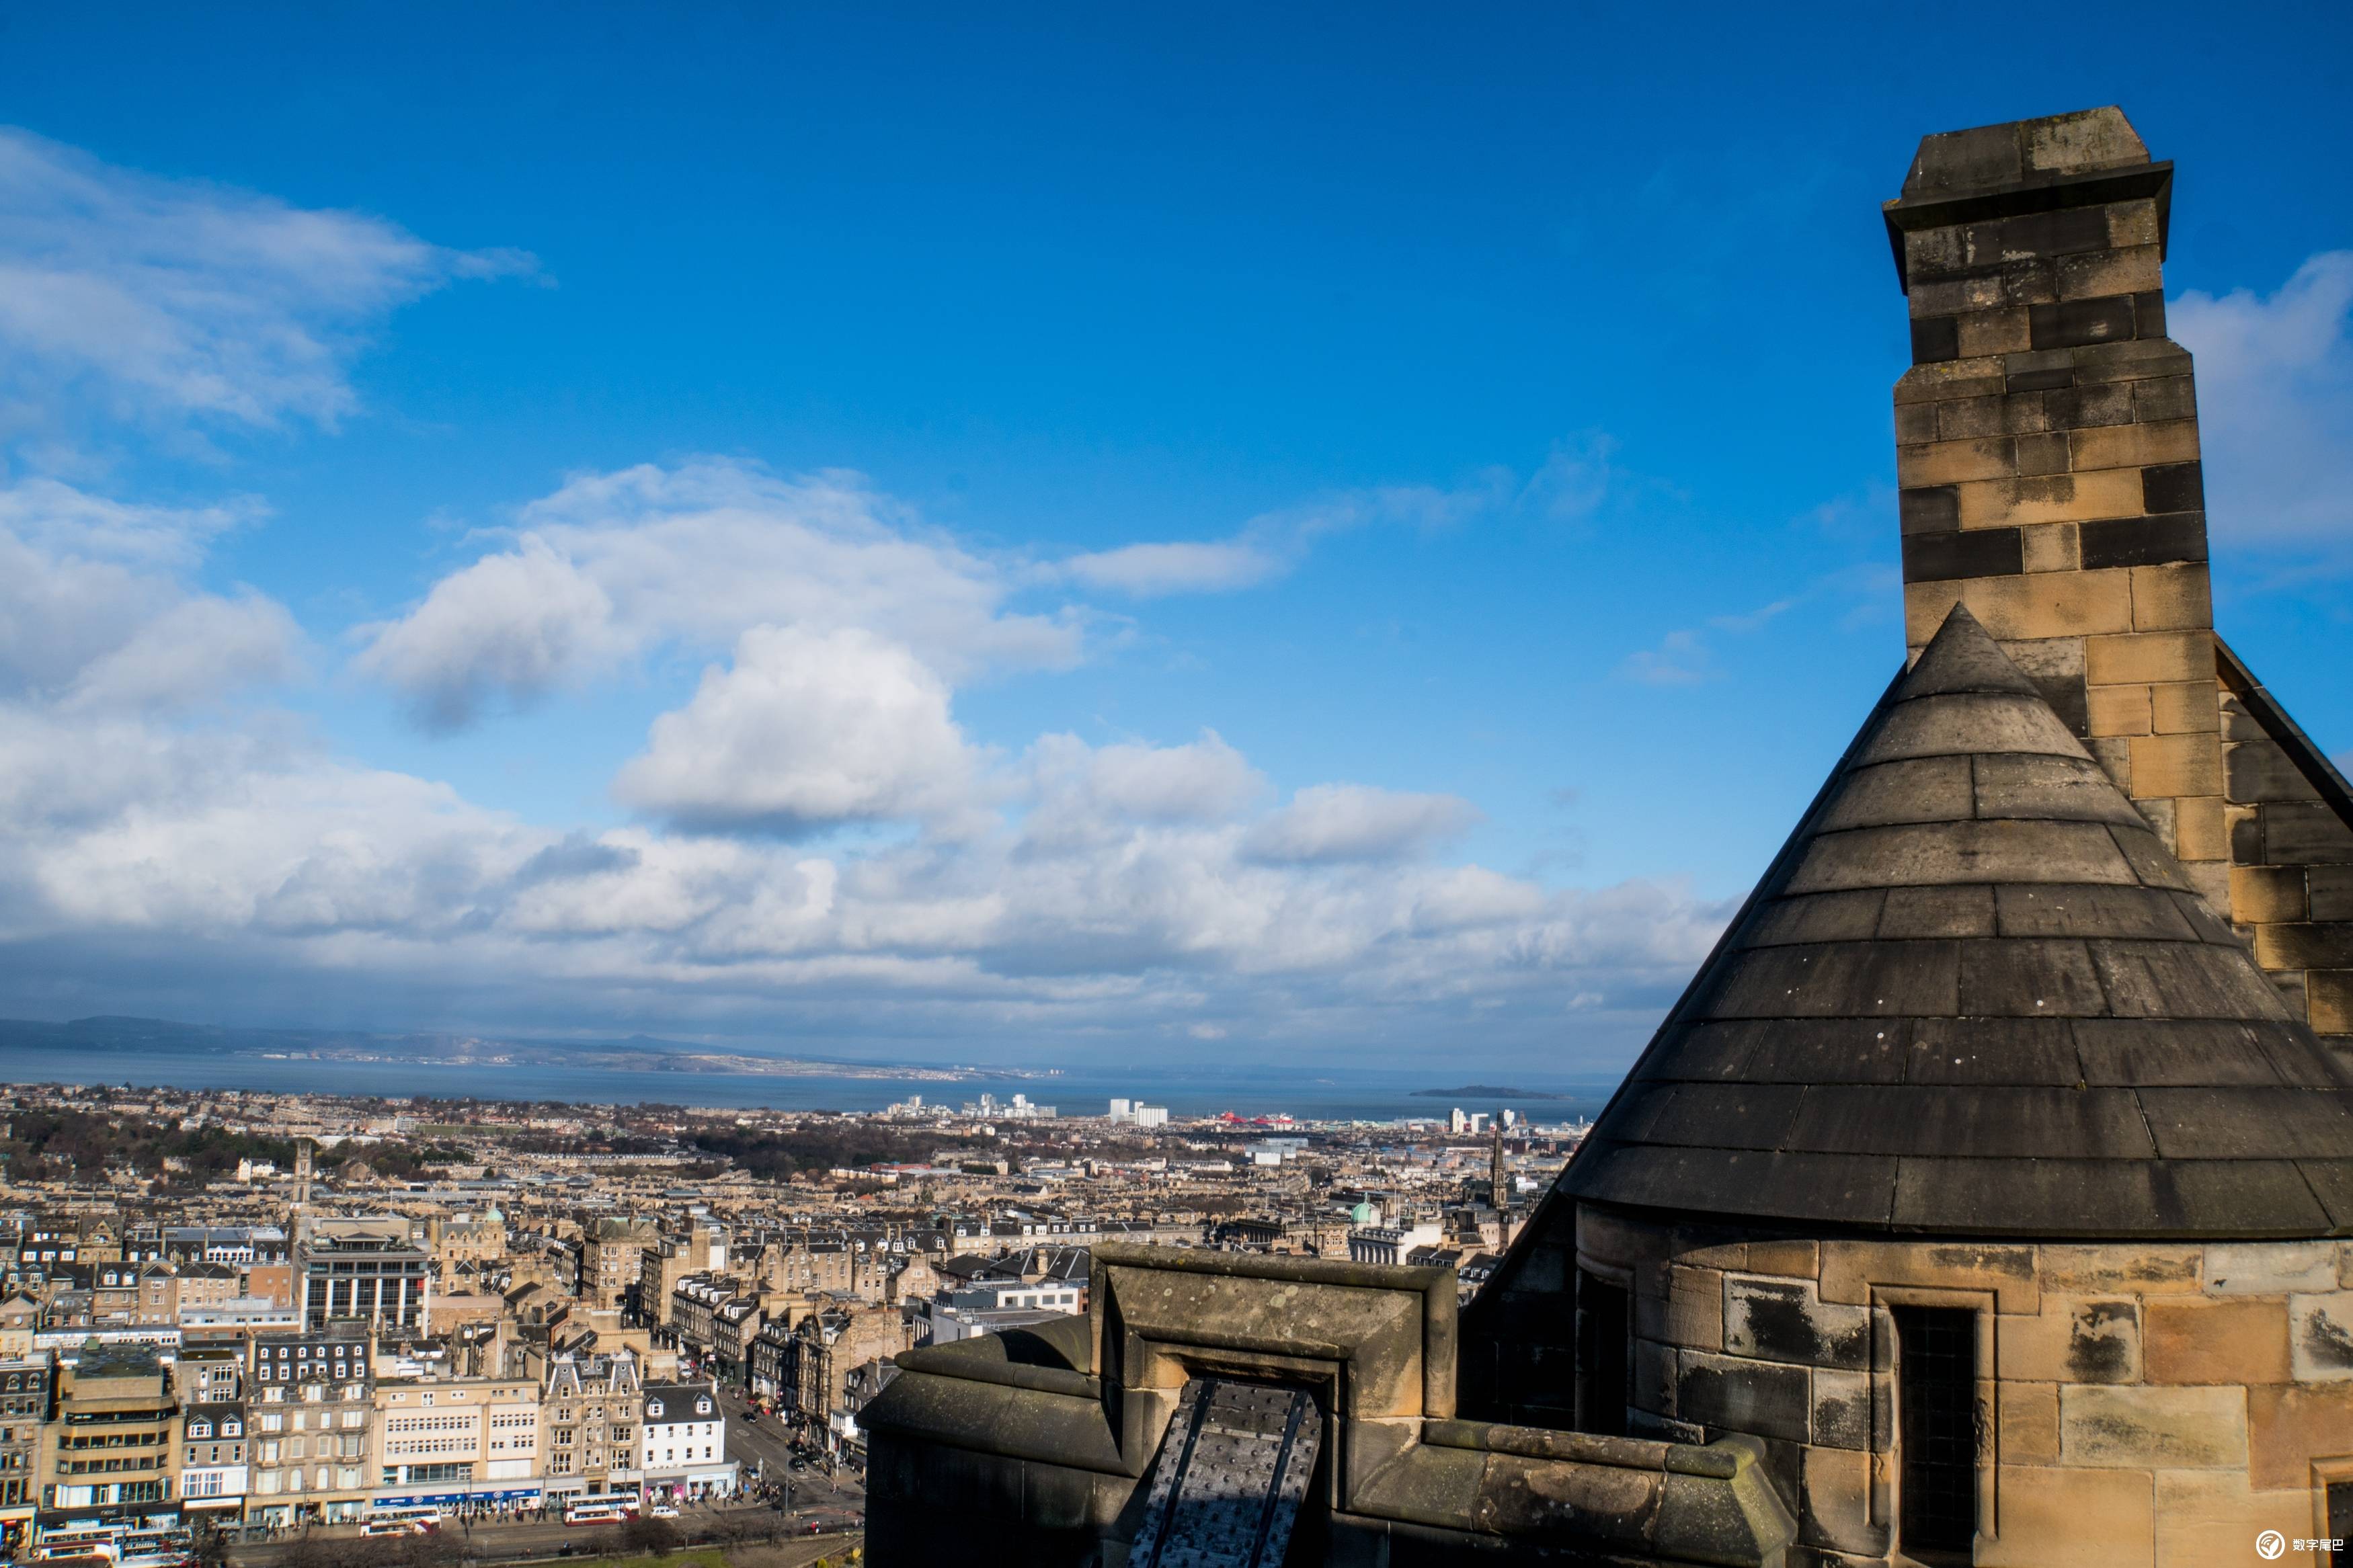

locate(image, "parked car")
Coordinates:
648 1504 680 1520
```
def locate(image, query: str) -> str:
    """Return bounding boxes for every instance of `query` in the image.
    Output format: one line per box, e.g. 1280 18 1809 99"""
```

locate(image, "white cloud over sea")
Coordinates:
0 129 1740 1063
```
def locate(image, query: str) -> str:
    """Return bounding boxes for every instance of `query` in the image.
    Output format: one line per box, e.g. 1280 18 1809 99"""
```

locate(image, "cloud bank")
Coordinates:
2172 251 2353 559
0 128 530 454
0 130 1732 1065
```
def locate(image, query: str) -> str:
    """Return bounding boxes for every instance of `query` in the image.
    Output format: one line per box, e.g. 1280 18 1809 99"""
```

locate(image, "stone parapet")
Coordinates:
862 1243 1796 1567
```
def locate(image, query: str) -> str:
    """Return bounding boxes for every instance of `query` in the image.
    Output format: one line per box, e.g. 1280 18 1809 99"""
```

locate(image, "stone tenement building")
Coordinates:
864 109 2353 1567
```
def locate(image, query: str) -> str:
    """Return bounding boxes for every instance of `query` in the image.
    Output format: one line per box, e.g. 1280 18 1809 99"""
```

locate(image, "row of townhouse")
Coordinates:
0 1336 735 1549
2 1217 433 1359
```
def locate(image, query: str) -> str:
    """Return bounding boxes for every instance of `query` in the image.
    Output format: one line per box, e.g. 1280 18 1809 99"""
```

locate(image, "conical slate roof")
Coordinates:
1563 605 2353 1237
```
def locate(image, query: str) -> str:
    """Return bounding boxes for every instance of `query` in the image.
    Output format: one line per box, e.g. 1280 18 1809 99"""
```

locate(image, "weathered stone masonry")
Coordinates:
1883 106 2353 1065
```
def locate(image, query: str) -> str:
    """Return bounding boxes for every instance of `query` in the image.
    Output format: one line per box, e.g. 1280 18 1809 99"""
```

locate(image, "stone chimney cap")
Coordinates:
1882 107 2171 292
1901 107 2149 200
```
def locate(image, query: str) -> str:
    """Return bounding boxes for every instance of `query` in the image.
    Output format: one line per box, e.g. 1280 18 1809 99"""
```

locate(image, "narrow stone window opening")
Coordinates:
1895 1305 1978 1560
1574 1269 1629 1438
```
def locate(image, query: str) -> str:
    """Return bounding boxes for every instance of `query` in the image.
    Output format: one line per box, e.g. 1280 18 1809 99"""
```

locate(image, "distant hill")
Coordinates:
1410 1083 1568 1100
0 1015 1006 1081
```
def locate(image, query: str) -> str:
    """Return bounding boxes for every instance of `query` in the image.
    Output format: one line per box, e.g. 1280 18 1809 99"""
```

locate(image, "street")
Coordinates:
224 1501 861 1568
723 1405 867 1524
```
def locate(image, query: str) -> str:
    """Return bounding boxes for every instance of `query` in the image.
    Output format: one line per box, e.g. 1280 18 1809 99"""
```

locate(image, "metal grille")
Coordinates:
1129 1378 1321 1568
1895 1306 1978 1555
2330 1481 2349 1568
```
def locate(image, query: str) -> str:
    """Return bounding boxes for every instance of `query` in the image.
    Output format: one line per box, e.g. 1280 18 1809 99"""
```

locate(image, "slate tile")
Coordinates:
1898 608 2044 696
1613 1082 1683 1143
1790 1085 2153 1159
2090 939 2299 1022
1878 885 1997 939
2105 823 2198 890
1994 883 2200 940
1899 1016 2081 1085
1706 942 1961 1020
2296 1160 2353 1231
1788 820 2137 893
2162 890 2241 946
1745 891 1888 947
1567 1145 1899 1230
1636 1083 1807 1152
2155 1160 2334 1235
1972 752 2147 825
1857 692 2085 764
1817 757 1973 831
2069 1020 2288 1087
2139 1086 2353 1159
1739 1020 1909 1085
1636 1022 1767 1083
2249 1021 2353 1088
1890 1158 2169 1235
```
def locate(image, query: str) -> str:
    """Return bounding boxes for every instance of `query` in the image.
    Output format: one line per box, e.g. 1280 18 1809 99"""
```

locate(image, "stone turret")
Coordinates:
861 107 2353 1568
1465 108 2353 1568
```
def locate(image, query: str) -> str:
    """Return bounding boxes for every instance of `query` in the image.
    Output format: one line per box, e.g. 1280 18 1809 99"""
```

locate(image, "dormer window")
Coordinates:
647 1400 664 1418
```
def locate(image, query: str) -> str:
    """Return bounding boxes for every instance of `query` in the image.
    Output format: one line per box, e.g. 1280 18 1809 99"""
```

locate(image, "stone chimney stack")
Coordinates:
1886 107 2225 907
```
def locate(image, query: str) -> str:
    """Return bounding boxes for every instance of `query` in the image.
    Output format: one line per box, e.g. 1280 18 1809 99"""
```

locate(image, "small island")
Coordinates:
1410 1083 1568 1100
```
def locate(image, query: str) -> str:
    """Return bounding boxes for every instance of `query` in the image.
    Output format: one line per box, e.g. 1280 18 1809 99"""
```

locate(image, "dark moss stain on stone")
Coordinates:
2303 1305 2353 1374
1735 1282 1871 1371
1812 1385 1871 1450
2067 1301 2137 1383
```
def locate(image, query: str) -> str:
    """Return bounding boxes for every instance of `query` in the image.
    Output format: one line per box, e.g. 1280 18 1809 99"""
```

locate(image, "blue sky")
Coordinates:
1 3 2349 1071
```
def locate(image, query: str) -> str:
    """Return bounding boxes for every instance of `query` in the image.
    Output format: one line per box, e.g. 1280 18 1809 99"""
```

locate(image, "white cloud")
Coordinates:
1618 627 1713 686
357 459 1080 727
64 589 301 712
1519 433 1618 521
0 126 530 447
1025 731 1264 827
614 625 980 835
2171 252 2353 552
1243 784 1481 865
353 534 622 729
0 477 298 710
1062 539 1285 596
1051 443 1603 602
0 681 1729 1059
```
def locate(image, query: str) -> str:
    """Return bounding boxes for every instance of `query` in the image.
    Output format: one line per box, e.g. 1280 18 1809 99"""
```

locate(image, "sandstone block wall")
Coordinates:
2219 646 2353 1070
1887 110 2229 914
1572 1205 2353 1567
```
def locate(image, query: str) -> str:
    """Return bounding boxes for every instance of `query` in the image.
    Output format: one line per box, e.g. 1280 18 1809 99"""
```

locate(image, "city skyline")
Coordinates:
3 7 2351 1069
